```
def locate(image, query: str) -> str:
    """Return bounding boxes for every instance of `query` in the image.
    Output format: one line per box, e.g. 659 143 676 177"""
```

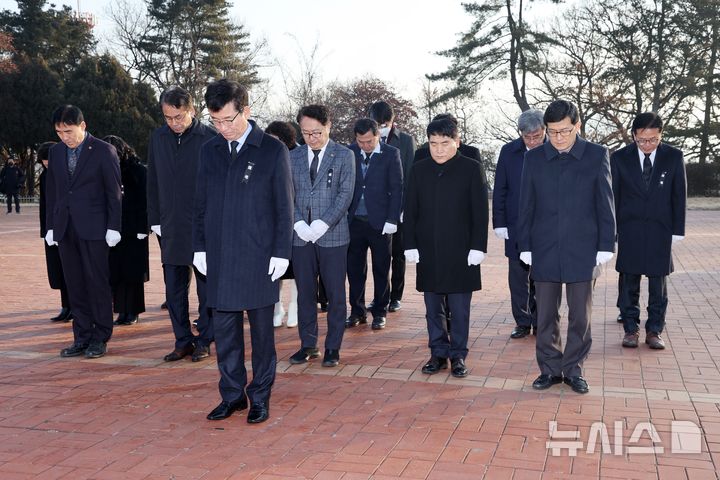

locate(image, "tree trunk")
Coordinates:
698 19 718 165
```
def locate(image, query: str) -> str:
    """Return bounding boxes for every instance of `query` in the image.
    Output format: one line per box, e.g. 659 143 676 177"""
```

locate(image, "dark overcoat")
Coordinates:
386 127 416 192
404 153 489 293
147 119 217 265
517 137 616 283
0 164 24 194
193 121 294 311
110 159 149 285
39 168 65 289
611 142 686 277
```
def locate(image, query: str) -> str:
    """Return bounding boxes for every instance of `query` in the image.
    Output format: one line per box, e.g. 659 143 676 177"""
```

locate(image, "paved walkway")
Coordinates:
0 207 719 480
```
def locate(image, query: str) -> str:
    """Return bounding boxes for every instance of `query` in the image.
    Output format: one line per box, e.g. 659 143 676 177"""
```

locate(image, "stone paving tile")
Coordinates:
0 207 719 479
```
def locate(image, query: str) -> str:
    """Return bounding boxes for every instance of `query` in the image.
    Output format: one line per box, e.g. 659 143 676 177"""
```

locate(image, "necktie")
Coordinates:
642 154 652 187
381 136 387 144
230 141 239 162
362 153 372 178
310 149 320 184
68 149 78 177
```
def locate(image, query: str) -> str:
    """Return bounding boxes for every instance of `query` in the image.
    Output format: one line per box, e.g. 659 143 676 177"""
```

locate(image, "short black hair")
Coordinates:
426 118 458 139
353 118 379 136
368 101 394 124
102 135 137 163
543 100 579 125
37 141 56 163
204 79 249 113
159 85 193 110
265 121 297 150
431 113 458 126
297 104 330 125
52 105 84 126
631 112 663 134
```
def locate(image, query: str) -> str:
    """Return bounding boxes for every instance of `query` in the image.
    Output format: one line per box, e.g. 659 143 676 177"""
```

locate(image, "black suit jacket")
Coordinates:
46 134 122 241
611 142 686 276
386 127 416 192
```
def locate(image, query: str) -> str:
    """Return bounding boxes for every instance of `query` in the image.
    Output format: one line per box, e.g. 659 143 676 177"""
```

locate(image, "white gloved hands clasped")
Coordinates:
596 251 614 265
520 251 532 266
494 227 509 240
268 257 290 282
45 229 58 246
467 249 486 266
404 249 420 264
105 229 121 247
309 220 329 240
382 222 398 235
294 221 317 243
193 251 207 275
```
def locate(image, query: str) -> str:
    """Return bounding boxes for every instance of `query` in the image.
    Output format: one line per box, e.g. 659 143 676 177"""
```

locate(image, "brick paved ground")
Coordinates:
1 206 719 480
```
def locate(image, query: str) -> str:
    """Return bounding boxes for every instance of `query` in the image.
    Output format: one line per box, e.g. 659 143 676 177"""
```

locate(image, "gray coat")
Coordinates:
290 140 355 247
147 119 217 265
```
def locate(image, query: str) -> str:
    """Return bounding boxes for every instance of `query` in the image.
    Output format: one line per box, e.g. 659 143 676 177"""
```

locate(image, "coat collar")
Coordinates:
543 134 587 161
211 119 263 154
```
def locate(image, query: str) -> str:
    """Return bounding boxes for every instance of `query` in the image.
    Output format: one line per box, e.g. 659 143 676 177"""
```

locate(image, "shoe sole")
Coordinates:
60 351 86 358
192 355 210 362
451 371 468 378
85 352 106 359
289 352 319 365
322 361 338 367
371 324 385 330
422 365 448 375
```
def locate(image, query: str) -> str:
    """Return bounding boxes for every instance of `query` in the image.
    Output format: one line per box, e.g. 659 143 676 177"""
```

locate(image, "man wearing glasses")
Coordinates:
611 112 686 350
517 100 615 394
288 104 355 368
492 109 545 340
147 86 217 363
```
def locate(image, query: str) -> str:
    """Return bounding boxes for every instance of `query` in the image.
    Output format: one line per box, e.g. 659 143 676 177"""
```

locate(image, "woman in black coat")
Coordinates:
103 136 149 325
38 142 72 322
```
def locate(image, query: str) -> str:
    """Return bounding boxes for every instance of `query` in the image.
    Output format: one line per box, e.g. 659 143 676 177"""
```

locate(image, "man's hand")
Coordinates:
382 222 398 235
310 219 329 240
137 233 148 240
596 251 614 265
150 225 161 237
294 221 317 243
494 227 509 240
105 229 121 247
268 257 290 282
45 229 58 246
467 250 486 266
404 249 420 264
672 235 684 244
193 252 207 275
520 251 532 265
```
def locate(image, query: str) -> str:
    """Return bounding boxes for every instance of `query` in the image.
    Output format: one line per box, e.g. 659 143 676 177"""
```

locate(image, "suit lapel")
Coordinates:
625 145 647 193
294 145 312 190
69 135 94 186
647 144 669 194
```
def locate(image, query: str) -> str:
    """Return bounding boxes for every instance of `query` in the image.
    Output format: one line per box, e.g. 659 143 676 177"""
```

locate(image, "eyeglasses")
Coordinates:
635 137 660 146
522 132 545 142
163 111 190 124
546 127 575 138
208 110 241 128
301 130 324 139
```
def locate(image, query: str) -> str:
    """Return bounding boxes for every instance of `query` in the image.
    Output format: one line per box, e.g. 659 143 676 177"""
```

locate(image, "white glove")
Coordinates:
382 222 398 235
672 235 684 244
193 251 207 275
494 227 509 240
404 249 420 263
268 257 290 282
310 219 329 240
596 251 614 265
400 211 404 223
467 249 485 266
294 221 317 243
520 251 532 265
150 225 161 237
137 233 148 240
106 229 121 247
45 229 58 246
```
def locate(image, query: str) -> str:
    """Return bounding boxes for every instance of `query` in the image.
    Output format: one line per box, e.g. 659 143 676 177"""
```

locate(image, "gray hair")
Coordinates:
517 109 545 134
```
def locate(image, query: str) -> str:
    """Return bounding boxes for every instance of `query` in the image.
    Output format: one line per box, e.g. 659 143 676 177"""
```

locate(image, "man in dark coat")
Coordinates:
369 101 416 313
517 100 615 394
193 79 293 424
404 118 489 378
612 112 686 350
147 86 217 363
492 109 545 339
346 118 403 330
1 158 25 214
45 105 122 359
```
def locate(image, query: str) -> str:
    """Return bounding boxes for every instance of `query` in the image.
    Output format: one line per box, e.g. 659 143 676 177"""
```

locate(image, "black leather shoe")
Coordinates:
532 374 563 390
289 347 320 364
388 300 402 312
510 325 532 339
51 307 72 322
345 314 366 328
322 349 339 367
371 316 386 330
60 342 88 357
161 301 168 310
163 344 195 362
113 313 127 325
247 401 269 423
450 358 468 378
421 356 448 374
114 314 139 325
192 344 211 362
84 342 107 359
564 376 589 394
319 302 328 312
206 397 248 420
617 314 623 323
367 300 375 310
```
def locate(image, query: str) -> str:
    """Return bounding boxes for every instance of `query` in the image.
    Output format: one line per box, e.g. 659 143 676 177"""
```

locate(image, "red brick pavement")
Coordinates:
0 206 718 479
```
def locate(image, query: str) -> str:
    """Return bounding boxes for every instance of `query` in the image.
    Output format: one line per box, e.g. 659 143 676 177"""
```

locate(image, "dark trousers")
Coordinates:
112 281 145 315
293 243 348 350
535 281 592 378
60 284 70 309
58 218 113 345
508 258 536 327
164 264 213 349
424 292 471 360
347 219 392 317
619 273 668 334
390 223 405 302
214 306 275 404
6 192 19 213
